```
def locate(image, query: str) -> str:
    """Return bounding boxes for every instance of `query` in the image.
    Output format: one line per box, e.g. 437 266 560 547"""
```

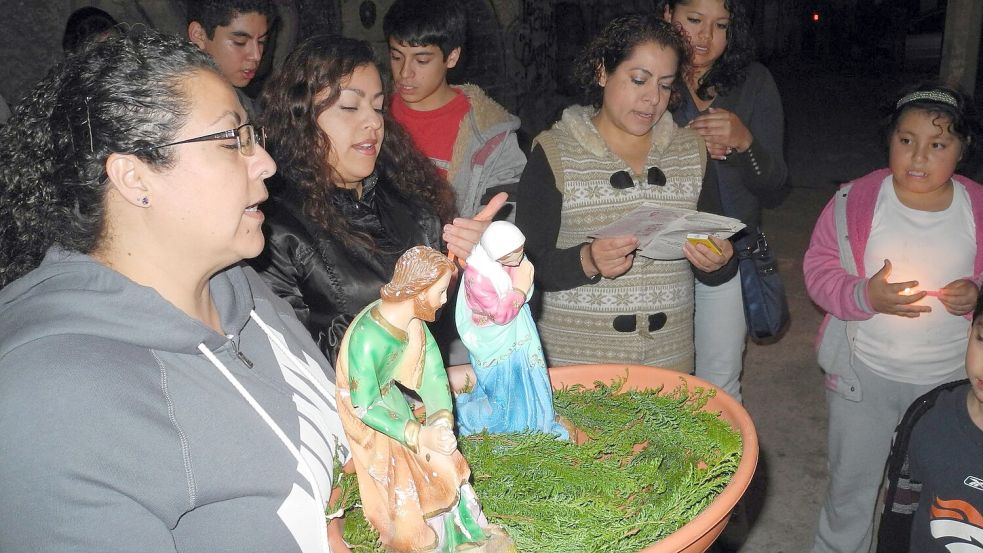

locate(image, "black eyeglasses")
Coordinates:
136 123 267 157
610 167 667 189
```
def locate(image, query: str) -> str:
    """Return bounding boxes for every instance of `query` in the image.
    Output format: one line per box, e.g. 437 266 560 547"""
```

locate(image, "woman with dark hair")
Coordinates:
0 28 350 552
253 35 466 363
663 0 788 402
514 14 733 372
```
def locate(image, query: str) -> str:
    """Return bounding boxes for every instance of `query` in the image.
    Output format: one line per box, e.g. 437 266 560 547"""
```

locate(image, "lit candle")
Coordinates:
900 287 941 298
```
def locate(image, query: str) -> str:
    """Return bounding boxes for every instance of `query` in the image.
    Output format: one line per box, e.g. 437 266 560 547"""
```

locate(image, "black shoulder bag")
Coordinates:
735 230 789 340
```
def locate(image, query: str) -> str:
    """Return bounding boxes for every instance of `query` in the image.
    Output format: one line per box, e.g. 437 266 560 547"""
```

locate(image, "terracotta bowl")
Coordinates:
548 364 759 553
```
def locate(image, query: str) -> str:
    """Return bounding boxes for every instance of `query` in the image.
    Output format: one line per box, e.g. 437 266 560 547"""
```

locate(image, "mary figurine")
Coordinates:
454 221 568 439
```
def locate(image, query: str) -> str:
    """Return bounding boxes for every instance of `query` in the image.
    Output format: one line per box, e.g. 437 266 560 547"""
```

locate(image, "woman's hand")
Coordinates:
938 278 979 316
704 141 732 160
443 192 509 259
867 259 932 317
688 108 753 160
585 237 638 279
683 236 733 272
419 420 457 455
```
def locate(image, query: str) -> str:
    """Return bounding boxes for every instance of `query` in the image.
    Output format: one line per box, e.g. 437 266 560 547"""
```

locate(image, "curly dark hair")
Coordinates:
259 35 455 252
660 0 754 100
882 82 982 168
573 13 691 110
0 28 217 288
186 0 276 38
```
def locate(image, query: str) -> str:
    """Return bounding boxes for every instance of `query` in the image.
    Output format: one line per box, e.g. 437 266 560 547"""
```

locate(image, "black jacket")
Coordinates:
672 62 789 283
250 173 443 362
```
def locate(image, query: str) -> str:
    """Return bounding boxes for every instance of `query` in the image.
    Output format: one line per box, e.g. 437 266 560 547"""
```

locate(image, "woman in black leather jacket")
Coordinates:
251 36 457 362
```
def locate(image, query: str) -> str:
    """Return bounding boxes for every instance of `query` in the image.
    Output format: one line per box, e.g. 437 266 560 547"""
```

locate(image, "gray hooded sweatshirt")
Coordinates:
0 247 350 552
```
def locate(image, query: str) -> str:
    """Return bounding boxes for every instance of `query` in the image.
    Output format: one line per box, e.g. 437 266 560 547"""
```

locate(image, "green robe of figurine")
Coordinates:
336 300 488 552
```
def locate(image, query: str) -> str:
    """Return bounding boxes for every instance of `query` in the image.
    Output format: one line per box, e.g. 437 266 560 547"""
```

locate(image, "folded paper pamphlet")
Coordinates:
589 203 745 260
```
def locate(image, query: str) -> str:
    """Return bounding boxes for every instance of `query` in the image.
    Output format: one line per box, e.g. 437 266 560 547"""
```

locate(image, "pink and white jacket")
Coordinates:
803 168 983 399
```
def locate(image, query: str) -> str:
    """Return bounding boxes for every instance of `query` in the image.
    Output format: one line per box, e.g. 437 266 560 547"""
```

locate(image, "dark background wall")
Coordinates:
0 0 951 138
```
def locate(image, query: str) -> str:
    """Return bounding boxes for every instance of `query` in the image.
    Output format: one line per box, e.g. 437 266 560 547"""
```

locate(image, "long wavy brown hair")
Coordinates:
259 35 455 251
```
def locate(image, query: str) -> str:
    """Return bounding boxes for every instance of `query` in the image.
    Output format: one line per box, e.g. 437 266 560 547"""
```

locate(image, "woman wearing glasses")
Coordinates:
0 29 351 552
252 36 461 364
515 14 733 371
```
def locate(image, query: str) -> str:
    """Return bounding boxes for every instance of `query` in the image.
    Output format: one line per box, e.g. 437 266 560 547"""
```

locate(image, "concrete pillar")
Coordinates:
939 0 982 93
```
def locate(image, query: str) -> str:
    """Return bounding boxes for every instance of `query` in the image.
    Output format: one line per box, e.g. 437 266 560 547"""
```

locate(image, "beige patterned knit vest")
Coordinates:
533 105 706 372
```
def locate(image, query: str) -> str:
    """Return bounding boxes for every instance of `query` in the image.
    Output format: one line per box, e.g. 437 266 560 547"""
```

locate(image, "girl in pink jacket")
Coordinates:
803 84 983 553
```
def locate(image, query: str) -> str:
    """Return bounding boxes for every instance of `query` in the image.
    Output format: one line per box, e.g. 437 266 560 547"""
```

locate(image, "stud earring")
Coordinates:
139 197 149 206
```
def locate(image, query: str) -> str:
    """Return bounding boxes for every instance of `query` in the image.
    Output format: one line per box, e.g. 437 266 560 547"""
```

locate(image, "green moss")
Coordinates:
340 378 742 552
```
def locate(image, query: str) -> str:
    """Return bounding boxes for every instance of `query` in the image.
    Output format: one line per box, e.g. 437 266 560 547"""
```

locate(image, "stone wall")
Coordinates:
2 0 829 136
0 0 185 104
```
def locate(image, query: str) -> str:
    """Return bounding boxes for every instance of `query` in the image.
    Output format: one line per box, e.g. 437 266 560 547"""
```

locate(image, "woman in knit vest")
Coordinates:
515 14 733 372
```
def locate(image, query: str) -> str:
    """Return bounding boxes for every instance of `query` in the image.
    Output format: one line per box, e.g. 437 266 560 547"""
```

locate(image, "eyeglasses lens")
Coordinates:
237 125 267 156
240 125 255 156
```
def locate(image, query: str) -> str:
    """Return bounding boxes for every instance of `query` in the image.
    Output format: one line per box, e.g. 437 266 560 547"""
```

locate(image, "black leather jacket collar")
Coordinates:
249 173 443 362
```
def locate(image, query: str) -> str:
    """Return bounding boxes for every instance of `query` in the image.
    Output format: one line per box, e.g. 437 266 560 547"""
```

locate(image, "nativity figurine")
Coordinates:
454 221 568 439
335 246 513 552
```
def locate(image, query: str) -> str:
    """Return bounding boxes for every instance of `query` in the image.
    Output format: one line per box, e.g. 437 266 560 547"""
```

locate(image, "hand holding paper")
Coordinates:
589 203 745 260
684 235 733 272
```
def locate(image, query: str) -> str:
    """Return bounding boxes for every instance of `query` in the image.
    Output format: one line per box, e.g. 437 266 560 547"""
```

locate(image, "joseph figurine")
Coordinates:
335 246 512 552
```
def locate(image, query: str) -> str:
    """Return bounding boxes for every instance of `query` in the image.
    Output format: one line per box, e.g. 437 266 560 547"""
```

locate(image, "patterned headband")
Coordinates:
896 90 960 110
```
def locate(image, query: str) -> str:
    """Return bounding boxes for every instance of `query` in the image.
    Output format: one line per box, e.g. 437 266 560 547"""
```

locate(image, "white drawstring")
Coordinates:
198 312 331 553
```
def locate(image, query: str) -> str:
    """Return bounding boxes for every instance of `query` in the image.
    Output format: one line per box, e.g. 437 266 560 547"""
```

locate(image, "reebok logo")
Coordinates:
965 476 983 491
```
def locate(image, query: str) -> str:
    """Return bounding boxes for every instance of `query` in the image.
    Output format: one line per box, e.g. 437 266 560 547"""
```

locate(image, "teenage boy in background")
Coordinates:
188 0 273 120
383 0 525 221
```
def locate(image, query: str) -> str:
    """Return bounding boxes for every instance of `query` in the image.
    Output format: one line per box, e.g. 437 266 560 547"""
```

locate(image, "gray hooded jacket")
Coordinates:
0 247 350 552
446 84 526 220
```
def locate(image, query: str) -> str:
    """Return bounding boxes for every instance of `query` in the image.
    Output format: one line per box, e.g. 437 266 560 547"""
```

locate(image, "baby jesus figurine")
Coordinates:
335 246 513 552
454 221 568 439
